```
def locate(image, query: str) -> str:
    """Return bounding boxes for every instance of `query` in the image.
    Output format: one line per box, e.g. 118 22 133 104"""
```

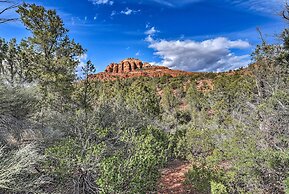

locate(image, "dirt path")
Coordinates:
157 160 195 194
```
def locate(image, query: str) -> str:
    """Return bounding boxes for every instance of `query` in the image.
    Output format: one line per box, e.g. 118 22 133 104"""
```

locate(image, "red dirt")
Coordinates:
157 160 196 194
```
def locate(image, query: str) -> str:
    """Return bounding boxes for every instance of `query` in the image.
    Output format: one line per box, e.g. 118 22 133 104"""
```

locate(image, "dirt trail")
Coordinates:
157 160 195 194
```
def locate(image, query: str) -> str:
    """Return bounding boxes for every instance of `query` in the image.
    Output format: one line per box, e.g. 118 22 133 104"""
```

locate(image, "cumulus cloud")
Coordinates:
146 36 251 72
89 0 114 5
120 8 140 15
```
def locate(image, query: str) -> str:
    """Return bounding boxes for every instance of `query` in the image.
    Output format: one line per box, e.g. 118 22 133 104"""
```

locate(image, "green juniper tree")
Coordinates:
16 3 85 110
126 80 160 116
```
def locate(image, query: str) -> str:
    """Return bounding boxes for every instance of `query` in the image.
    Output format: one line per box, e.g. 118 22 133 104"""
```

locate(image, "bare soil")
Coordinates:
157 160 196 194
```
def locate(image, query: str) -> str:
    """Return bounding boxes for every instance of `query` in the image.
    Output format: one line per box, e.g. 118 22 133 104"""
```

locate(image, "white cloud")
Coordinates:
71 17 81 25
88 0 114 5
145 27 158 36
147 36 251 72
145 35 154 43
121 8 133 15
79 54 88 61
111 10 117 17
145 26 158 43
76 54 88 77
70 16 90 26
136 51 140 56
120 8 140 15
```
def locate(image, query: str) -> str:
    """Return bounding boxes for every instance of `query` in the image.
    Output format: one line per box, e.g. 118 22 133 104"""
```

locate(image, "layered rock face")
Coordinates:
90 58 196 81
105 59 152 73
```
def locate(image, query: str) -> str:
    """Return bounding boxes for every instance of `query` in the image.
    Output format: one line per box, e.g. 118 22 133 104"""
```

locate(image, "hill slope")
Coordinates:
89 58 200 81
89 58 252 81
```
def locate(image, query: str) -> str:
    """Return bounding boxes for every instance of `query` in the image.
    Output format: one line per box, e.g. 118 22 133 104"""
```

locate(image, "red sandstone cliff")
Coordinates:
89 58 196 81
104 59 151 73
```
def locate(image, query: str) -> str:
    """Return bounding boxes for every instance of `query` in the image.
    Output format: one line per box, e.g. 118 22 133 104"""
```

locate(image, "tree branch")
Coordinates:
0 1 19 24
0 18 17 23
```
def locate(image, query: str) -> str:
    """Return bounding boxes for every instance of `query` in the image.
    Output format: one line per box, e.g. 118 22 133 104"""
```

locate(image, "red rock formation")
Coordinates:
90 58 197 81
104 58 149 74
105 63 114 72
143 62 151 68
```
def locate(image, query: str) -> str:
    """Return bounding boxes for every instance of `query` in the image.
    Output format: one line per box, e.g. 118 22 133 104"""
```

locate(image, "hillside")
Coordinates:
89 58 252 82
89 58 199 81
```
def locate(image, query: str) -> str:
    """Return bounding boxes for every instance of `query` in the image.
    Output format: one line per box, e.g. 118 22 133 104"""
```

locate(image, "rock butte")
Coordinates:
89 58 197 81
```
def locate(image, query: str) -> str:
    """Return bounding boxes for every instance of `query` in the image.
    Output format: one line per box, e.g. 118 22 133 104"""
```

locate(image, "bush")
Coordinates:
211 181 228 194
97 126 170 193
169 128 188 160
284 177 289 194
185 164 213 193
185 164 226 194
126 81 160 116
0 144 44 192
45 125 170 194
0 85 39 145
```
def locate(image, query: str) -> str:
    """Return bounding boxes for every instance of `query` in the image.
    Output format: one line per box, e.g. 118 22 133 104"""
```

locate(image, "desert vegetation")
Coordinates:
0 2 289 194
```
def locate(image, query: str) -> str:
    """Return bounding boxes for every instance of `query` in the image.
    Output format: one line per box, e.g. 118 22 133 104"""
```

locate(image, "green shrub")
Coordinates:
211 181 228 194
185 164 213 193
169 128 188 160
45 138 106 178
46 126 170 193
185 164 227 194
97 126 170 193
126 81 160 116
284 177 289 194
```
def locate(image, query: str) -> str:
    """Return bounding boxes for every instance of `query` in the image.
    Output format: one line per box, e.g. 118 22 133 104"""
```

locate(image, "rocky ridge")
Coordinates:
89 58 195 81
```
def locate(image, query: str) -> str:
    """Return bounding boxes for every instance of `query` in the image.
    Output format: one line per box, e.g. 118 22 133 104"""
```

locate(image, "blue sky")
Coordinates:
0 0 286 72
